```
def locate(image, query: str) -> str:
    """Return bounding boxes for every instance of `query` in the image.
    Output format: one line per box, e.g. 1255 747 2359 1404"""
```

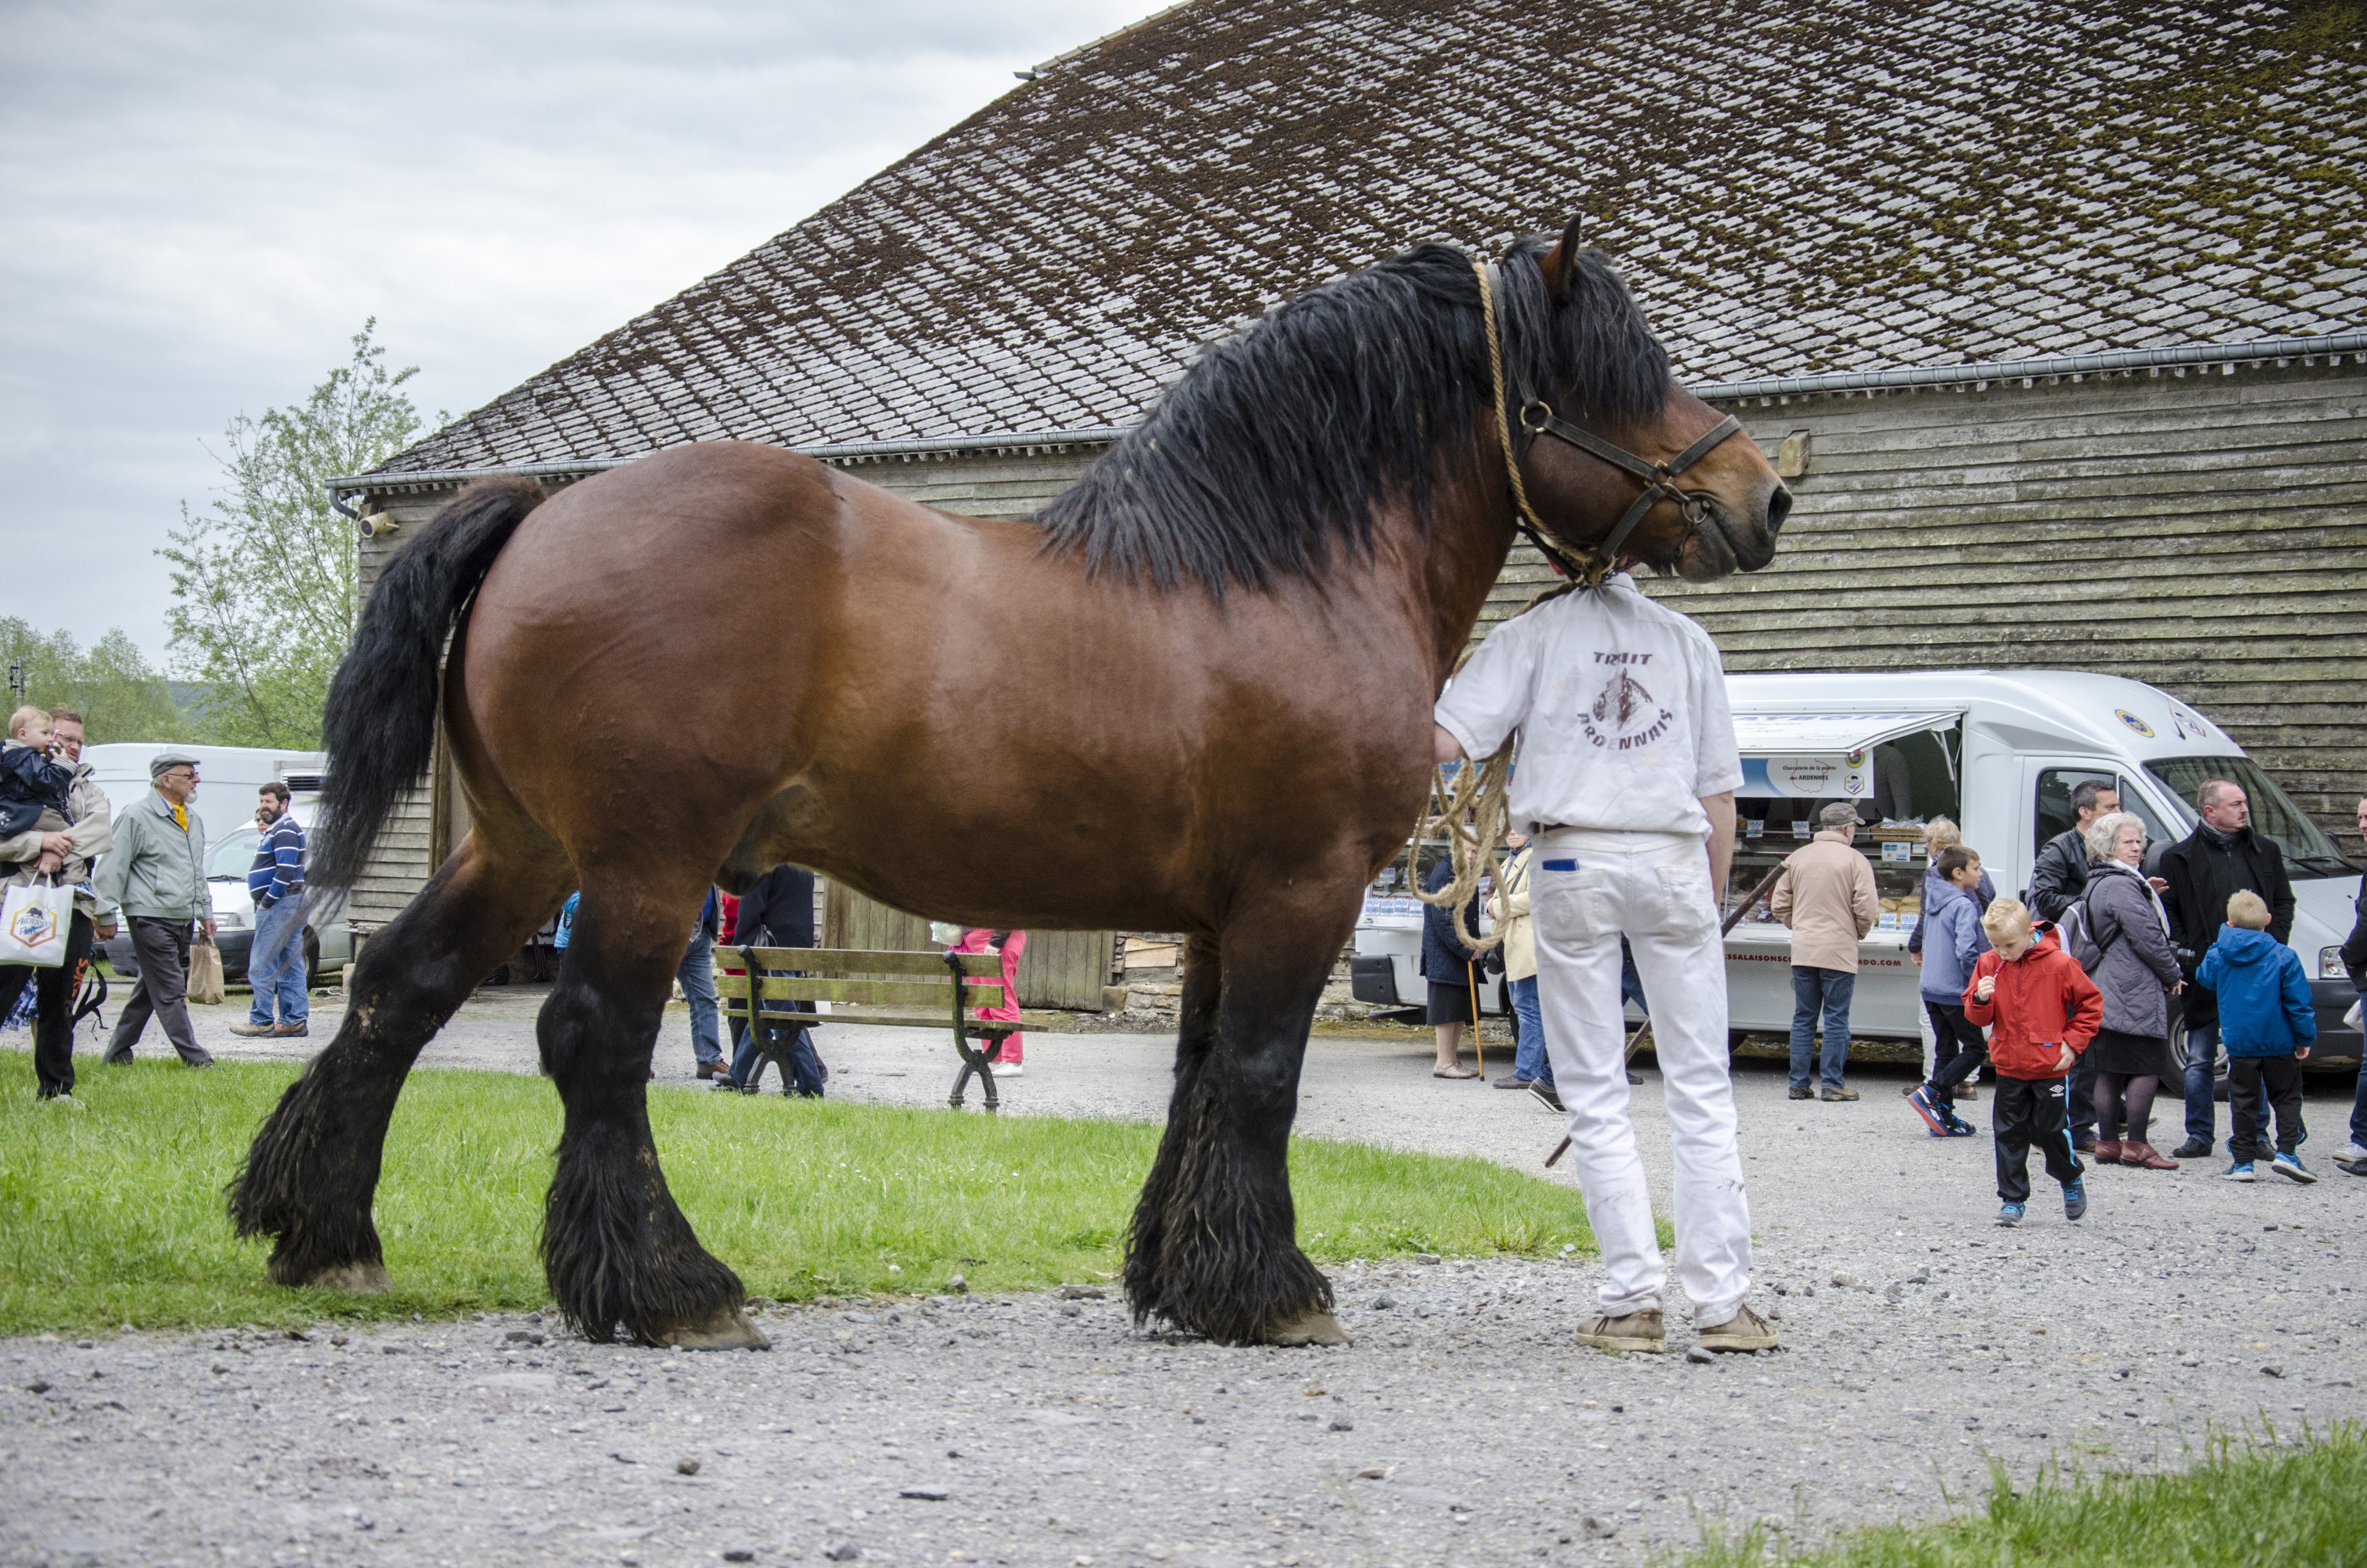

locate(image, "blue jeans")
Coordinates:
1789 966 1854 1090
1508 976 1553 1086
2181 1023 2274 1150
678 927 721 1068
246 897 309 1026
729 1017 825 1096
2350 1050 2367 1150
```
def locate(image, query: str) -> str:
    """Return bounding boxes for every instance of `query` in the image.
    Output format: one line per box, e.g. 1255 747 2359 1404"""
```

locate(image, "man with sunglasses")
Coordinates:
93 751 215 1069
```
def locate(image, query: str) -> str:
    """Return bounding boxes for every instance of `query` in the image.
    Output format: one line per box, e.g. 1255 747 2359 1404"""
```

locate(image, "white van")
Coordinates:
83 743 351 985
1720 671 2360 1070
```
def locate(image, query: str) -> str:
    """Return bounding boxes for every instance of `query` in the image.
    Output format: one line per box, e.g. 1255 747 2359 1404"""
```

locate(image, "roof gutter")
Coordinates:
327 330 2366 514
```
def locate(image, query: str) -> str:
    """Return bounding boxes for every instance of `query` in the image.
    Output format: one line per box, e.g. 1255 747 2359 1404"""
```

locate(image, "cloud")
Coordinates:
1 0 1158 660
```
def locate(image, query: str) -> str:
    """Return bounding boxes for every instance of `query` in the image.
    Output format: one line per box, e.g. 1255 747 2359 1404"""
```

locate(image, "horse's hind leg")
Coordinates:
1125 905 1347 1347
538 880 758 1349
230 836 564 1289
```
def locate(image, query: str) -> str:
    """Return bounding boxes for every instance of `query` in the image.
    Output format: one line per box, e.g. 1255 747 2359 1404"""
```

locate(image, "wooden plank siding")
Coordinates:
344 360 2364 928
1614 361 2367 862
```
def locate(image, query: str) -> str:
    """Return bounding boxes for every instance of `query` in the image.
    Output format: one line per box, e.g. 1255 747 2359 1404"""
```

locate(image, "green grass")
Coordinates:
1674 1426 2367 1567
0 1052 1591 1334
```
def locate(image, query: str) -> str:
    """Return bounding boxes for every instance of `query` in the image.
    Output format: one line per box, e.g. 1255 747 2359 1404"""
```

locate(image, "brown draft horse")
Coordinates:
232 224 1788 1349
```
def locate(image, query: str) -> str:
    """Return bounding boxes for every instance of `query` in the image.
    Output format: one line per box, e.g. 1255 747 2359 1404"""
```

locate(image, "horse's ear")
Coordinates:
1540 216 1586 297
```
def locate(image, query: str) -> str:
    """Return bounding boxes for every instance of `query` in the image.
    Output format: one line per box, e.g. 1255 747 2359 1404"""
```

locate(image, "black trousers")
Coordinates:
0 910 94 1097
1922 1001 1988 1105
1993 1074 2084 1204
2228 1054 2306 1157
107 917 211 1066
2068 1045 2099 1141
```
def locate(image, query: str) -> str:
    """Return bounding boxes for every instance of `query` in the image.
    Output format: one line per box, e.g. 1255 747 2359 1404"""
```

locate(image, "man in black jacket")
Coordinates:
2028 779 2118 923
719 864 823 1095
2157 777 2294 1160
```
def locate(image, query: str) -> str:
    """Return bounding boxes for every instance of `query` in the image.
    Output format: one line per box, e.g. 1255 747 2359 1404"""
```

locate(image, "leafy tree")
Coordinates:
0 619 186 742
162 322 428 748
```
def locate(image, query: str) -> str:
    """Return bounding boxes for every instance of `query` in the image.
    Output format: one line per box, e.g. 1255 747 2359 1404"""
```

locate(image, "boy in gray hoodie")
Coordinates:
1906 846 1993 1137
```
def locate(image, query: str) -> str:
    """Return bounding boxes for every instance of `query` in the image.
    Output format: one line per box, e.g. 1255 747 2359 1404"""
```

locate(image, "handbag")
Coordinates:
187 935 226 1004
1 876 74 968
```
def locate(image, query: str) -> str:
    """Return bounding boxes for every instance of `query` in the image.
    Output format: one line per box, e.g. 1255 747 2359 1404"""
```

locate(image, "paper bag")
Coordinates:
187 935 226 1004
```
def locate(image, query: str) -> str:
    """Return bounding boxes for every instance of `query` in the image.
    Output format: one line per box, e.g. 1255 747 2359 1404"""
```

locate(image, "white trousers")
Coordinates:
1532 828 1753 1322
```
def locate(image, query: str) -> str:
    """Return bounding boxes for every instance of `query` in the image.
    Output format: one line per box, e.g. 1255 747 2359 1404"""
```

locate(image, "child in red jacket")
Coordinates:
1963 898 2105 1227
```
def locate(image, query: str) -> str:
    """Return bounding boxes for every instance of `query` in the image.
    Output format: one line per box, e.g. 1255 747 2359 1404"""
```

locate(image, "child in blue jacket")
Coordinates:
2197 889 2317 1183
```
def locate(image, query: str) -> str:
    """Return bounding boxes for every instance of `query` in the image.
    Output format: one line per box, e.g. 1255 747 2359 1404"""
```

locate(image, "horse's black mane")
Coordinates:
1036 236 1672 596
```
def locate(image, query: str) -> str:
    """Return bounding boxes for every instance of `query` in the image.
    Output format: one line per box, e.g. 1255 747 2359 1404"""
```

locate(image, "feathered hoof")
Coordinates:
655 1308 771 1352
1264 1310 1352 1347
279 1260 389 1295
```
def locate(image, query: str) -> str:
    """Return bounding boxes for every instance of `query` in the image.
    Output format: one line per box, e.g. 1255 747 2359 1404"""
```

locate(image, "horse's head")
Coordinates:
1496 223 1789 582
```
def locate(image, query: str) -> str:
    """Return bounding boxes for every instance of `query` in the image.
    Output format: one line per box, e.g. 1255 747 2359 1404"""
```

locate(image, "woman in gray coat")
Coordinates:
2080 811 2184 1169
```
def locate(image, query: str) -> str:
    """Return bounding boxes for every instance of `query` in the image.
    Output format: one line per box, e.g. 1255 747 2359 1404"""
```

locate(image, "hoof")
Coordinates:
656 1310 770 1351
283 1261 388 1294
1266 1311 1352 1347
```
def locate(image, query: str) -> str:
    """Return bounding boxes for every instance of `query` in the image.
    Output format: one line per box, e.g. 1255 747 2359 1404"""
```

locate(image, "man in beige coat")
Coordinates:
1772 802 1880 1101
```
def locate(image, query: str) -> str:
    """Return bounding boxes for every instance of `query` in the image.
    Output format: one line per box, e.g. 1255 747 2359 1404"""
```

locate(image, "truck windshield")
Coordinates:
2144 757 2356 878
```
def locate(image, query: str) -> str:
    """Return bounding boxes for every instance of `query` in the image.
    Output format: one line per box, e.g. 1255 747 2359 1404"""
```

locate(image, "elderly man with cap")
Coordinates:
93 750 215 1069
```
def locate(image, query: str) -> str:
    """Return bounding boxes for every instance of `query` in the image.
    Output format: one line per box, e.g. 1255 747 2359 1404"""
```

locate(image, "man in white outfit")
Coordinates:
1434 571 1775 1354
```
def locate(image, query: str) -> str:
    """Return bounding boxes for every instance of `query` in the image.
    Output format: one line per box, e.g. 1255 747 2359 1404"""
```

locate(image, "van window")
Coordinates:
2033 768 2117 855
206 827 260 881
2145 756 2355 877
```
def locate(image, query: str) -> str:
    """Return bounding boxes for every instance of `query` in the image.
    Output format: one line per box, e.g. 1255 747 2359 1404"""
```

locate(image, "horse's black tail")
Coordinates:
308 478 546 893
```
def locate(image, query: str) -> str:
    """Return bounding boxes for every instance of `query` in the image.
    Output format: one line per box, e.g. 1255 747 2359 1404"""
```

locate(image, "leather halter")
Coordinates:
1473 258 1743 585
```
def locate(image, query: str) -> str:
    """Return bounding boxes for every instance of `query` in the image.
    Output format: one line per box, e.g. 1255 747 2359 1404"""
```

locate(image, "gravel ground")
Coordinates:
8 987 2365 1568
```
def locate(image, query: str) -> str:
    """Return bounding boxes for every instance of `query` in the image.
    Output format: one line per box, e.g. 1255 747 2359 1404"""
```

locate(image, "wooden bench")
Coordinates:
712 946 1027 1111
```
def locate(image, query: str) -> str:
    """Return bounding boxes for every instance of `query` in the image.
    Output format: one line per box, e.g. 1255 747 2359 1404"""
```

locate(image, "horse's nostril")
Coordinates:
1766 485 1793 535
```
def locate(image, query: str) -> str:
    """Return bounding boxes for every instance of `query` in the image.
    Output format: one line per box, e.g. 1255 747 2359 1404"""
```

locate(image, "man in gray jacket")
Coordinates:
0 708 115 1099
94 751 214 1068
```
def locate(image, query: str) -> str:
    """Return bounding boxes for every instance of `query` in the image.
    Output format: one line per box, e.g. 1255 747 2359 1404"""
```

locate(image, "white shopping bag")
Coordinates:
1 878 74 967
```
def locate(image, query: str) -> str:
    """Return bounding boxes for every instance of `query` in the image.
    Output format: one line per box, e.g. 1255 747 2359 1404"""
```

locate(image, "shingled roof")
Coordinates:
379 0 2367 475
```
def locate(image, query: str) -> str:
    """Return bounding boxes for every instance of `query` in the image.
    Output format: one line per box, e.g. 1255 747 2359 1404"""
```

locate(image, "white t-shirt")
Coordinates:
1434 574 1742 837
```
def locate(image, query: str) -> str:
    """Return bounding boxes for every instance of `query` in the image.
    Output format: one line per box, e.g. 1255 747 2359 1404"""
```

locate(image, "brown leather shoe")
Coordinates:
228 1022 278 1038
696 1061 729 1080
1575 1309 1665 1353
272 1022 309 1038
2093 1140 2123 1165
2121 1141 2179 1170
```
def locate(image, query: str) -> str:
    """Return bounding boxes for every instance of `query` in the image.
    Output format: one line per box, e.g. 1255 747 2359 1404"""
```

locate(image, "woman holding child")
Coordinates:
2078 811 2184 1169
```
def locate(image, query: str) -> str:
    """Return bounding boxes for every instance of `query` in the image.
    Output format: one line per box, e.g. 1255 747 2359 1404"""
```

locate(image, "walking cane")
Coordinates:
1544 862 1788 1168
1467 957 1484 1077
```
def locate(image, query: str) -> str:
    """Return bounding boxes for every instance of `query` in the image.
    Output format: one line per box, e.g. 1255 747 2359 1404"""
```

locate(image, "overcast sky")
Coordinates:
1 0 1160 660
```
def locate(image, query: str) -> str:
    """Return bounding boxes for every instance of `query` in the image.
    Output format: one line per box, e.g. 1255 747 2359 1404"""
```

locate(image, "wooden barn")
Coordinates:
335 0 2367 985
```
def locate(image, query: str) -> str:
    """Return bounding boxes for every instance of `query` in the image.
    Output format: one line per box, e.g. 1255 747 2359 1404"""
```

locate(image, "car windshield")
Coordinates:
206 826 260 880
2144 756 2357 878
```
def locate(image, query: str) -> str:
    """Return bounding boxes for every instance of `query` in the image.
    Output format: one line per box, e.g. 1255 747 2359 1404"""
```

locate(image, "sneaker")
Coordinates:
1818 1084 1859 1102
1787 1086 1815 1100
2062 1178 2087 1221
2270 1152 2316 1185
1906 1086 1947 1136
37 1092 86 1111
1575 1309 1665 1354
2223 1160 2256 1182
1943 1111 1979 1137
1997 1203 2025 1227
2170 1137 2213 1160
229 1022 278 1038
1697 1304 1779 1353
1530 1081 1565 1113
2334 1141 2367 1163
1494 1075 1535 1090
989 1062 1024 1077
2338 1157 2367 1178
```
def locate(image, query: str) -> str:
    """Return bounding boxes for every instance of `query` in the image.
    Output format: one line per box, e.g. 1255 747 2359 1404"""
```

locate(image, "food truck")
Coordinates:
1720 670 2359 1067
1355 670 2361 1070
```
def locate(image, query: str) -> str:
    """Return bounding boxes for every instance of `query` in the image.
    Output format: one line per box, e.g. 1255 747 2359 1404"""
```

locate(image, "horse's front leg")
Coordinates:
539 885 762 1349
1125 899 1350 1346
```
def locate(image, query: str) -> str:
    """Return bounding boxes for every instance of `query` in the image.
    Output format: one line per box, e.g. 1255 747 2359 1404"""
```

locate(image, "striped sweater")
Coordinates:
248 814 306 908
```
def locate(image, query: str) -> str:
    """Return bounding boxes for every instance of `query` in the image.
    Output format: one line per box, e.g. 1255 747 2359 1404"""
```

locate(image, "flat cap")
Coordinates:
148 750 202 779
